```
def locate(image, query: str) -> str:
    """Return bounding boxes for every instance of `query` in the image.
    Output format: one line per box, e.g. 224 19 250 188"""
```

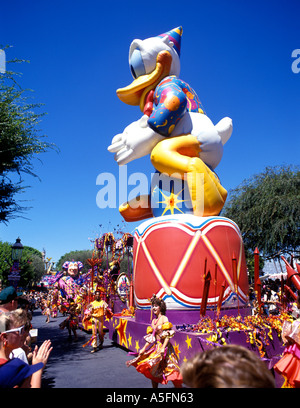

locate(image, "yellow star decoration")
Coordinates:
127 333 132 348
173 341 181 359
156 187 186 216
115 318 128 349
185 335 192 349
135 340 140 353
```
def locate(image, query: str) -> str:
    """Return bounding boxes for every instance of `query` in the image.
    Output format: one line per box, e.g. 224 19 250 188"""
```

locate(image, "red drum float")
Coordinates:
133 214 249 311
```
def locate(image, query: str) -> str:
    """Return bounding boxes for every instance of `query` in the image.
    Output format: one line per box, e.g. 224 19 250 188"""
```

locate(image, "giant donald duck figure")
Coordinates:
108 27 233 220
108 27 249 316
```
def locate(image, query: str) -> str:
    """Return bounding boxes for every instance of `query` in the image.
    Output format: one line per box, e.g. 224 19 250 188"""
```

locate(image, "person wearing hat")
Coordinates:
0 286 18 314
0 286 28 363
0 287 29 364
0 311 52 388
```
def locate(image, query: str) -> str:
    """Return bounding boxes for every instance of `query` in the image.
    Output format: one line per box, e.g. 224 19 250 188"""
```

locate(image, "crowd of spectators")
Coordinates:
0 286 52 388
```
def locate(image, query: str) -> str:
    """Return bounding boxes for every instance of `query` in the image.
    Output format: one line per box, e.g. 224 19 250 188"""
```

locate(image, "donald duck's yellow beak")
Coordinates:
116 50 172 112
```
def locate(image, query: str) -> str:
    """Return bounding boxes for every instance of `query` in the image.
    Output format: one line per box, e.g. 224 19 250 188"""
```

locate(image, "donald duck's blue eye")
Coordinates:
129 48 146 79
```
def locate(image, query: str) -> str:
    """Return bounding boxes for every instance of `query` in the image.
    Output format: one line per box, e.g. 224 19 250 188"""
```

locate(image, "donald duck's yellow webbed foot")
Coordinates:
119 195 153 222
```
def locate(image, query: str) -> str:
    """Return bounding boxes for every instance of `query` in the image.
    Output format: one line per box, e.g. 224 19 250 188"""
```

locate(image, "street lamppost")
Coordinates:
9 237 24 288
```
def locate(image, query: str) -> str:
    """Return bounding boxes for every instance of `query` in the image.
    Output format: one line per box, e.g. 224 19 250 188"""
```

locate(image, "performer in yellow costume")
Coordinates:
88 290 108 353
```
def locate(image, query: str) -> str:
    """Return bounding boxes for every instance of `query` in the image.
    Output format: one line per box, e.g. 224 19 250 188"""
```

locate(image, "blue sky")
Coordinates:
0 0 299 265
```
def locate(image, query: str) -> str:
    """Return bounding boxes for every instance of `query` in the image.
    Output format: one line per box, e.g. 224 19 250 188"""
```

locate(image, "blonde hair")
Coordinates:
10 309 31 328
0 309 31 334
181 345 275 388
0 313 11 333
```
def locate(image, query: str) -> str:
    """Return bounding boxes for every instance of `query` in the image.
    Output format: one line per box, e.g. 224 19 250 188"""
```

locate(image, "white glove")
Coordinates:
108 115 165 165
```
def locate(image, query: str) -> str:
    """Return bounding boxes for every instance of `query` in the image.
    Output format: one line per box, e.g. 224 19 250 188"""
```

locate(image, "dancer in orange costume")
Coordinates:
126 295 182 388
274 295 300 387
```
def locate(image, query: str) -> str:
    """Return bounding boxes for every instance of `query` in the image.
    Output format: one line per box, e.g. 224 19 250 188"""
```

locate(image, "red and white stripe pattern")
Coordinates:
133 215 249 310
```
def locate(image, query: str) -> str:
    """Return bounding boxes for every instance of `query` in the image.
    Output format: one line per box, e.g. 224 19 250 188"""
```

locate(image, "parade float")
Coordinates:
43 229 134 335
105 27 291 383
78 231 134 331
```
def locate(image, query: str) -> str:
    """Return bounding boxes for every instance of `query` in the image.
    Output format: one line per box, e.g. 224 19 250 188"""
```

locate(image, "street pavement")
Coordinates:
31 309 174 389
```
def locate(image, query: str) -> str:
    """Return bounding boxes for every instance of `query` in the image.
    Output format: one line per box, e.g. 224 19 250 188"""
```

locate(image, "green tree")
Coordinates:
0 47 57 222
56 250 94 275
99 251 133 275
20 247 45 287
222 165 300 261
0 241 44 287
119 251 133 275
56 248 133 276
0 241 13 282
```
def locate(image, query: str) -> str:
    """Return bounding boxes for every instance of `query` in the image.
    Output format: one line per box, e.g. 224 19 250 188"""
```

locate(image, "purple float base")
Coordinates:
108 308 285 387
135 306 251 324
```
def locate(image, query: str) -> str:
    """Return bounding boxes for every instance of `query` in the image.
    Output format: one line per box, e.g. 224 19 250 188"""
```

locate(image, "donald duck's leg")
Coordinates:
150 135 227 216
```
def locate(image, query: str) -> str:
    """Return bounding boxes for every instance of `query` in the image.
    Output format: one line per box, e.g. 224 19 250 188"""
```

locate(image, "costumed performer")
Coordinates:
126 295 182 388
51 261 85 300
44 298 51 324
273 294 300 388
50 289 58 318
59 298 79 342
74 286 88 317
86 290 108 353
